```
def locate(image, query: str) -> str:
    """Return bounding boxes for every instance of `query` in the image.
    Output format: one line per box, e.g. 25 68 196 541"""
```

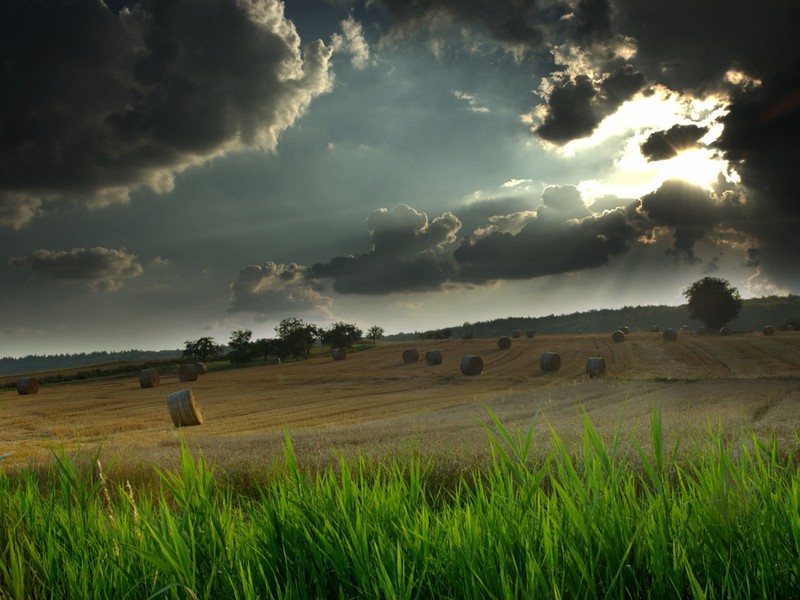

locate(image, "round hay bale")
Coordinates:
652 326 660 333
425 349 443 365
332 347 347 361
611 330 625 343
619 326 630 335
526 329 535 338
194 362 208 375
178 364 199 382
139 368 160 389
512 330 521 339
763 325 775 336
402 348 420 363
460 355 483 375
786 324 794 331
586 357 606 378
719 326 731 336
540 351 561 372
16 377 38 395
497 336 512 350
662 328 678 342
166 388 204 427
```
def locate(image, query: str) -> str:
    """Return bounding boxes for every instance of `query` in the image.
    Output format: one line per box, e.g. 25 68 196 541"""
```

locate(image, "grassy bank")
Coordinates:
1 408 799 599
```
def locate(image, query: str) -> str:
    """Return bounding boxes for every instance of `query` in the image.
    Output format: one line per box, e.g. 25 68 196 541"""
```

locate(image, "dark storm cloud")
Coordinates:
0 0 333 229
8 247 143 291
534 65 646 143
228 262 331 317
311 204 460 294
640 124 709 161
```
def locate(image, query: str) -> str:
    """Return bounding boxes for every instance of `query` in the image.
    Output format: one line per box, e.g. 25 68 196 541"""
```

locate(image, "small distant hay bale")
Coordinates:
586 357 606 378
512 330 521 339
612 330 625 343
619 326 631 335
652 326 660 333
178 364 199 382
786 324 794 331
332 348 347 361
460 355 483 375
662 329 678 342
680 325 689 332
526 329 535 338
194 362 208 375
497 336 512 350
540 351 561 372
462 332 474 340
763 325 775 336
402 349 420 363
425 350 443 365
139 368 160 389
167 388 204 427
719 326 731 336
16 377 38 395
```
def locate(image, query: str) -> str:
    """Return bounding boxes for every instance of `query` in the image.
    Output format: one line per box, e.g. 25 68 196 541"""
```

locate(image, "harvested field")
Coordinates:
2 332 800 472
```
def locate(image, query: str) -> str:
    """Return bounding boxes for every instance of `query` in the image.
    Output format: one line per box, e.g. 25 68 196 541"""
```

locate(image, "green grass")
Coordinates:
1 406 799 599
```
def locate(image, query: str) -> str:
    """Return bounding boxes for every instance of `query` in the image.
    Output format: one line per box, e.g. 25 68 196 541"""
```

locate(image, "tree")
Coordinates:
183 337 223 362
367 325 384 346
275 317 320 359
228 329 256 364
683 277 743 329
321 322 363 349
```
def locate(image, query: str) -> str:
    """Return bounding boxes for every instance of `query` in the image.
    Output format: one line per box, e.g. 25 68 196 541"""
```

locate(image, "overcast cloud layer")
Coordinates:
1 0 798 355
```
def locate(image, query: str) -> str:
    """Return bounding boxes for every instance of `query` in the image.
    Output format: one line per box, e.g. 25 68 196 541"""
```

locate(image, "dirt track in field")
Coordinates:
2 331 800 471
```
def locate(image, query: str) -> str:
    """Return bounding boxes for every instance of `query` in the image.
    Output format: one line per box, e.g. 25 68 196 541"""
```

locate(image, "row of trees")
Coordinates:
183 319 386 365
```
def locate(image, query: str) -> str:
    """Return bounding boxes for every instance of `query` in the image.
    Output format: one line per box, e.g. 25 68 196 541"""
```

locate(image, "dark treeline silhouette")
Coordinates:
0 349 182 377
386 296 800 341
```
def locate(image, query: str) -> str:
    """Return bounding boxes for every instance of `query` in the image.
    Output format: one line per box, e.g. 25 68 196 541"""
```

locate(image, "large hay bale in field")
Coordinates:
462 332 474 339
512 330 521 339
719 326 731 336
612 330 625 343
460 355 483 375
652 326 660 333
662 329 678 342
167 388 203 427
194 362 208 375
16 377 38 395
139 368 160 389
402 348 420 363
497 336 512 350
332 348 347 361
763 325 775 336
619 326 630 335
540 351 561 372
586 357 606 378
526 329 535 338
425 350 443 365
178 364 199 382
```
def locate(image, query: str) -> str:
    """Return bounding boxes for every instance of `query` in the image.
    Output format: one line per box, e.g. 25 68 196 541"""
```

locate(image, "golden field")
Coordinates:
2 331 800 474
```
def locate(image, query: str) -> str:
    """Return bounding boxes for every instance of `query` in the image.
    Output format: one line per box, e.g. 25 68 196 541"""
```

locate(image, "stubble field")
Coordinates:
2 331 800 474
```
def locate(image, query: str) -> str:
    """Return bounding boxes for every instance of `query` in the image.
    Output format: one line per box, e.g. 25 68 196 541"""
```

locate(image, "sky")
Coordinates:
1 0 799 357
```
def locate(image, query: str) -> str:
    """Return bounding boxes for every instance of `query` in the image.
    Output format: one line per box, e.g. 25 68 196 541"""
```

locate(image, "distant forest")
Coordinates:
0 349 182 378
386 295 800 341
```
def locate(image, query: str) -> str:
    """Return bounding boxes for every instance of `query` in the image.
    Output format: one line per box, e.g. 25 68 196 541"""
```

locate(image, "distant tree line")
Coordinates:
0 349 182 378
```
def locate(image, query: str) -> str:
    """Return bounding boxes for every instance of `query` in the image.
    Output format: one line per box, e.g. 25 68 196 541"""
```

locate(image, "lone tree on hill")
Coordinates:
367 325 384 345
683 277 743 330
183 337 223 362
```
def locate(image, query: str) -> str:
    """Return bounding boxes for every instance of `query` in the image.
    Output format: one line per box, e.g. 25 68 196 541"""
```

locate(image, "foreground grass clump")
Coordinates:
1 408 800 599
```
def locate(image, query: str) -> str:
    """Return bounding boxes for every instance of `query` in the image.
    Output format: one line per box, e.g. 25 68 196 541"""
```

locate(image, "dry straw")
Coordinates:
662 329 678 342
178 364 199 382
194 362 208 375
460 355 483 375
139 368 160 389
332 348 347 361
166 388 204 427
497 336 512 350
512 330 521 339
612 330 625 343
526 330 535 338
763 325 775 336
540 351 561 372
402 349 420 363
586 357 606 377
16 377 38 395
425 349 443 365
